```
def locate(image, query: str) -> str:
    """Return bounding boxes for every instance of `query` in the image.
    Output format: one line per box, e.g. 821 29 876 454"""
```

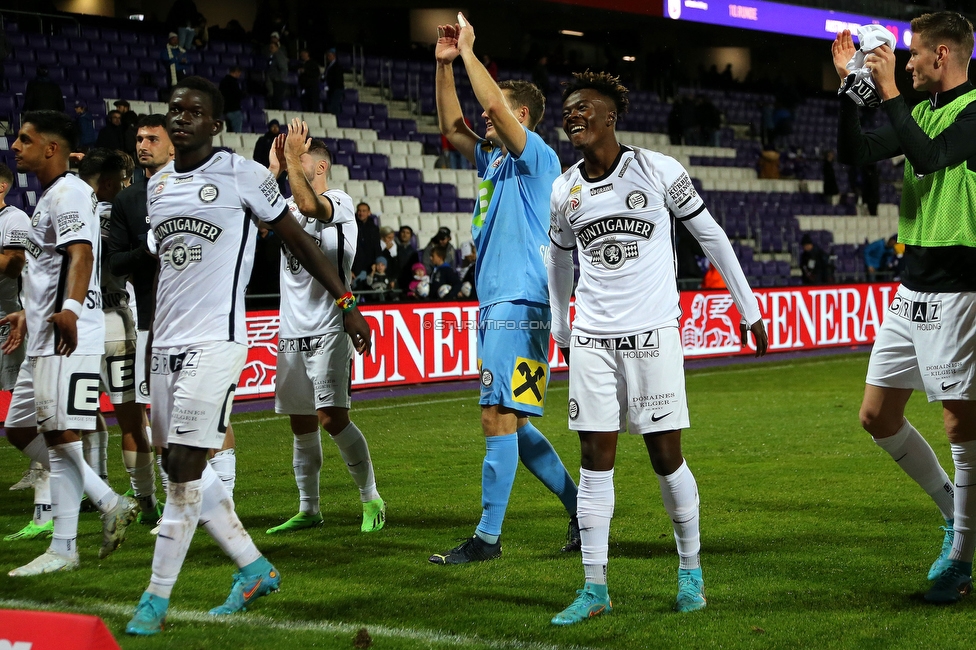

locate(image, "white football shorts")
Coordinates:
100 309 137 405
6 354 101 433
150 340 247 449
567 325 690 434
274 332 353 415
866 286 975 402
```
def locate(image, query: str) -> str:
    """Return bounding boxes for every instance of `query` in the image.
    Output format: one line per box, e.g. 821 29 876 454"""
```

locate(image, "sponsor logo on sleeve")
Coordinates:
8 228 29 246
666 172 697 209
56 211 85 237
173 175 194 184
590 183 613 196
259 174 282 205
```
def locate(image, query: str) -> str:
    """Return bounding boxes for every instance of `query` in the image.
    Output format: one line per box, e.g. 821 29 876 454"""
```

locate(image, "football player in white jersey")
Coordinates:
4 111 140 577
547 73 768 624
78 148 160 524
264 119 385 536
125 77 371 636
0 162 51 542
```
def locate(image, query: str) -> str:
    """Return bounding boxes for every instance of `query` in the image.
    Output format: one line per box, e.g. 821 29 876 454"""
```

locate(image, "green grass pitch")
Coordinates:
0 352 970 649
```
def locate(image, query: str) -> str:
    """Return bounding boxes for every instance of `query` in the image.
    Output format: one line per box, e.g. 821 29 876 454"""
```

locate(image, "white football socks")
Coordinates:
33 469 52 526
874 419 955 521
209 449 237 500
124 450 157 510
198 463 261 568
579 467 614 586
81 456 119 514
949 440 976 564
157 454 169 493
331 422 379 502
48 442 84 558
83 430 109 479
294 430 322 515
657 460 701 570
148 477 204 600
22 435 50 469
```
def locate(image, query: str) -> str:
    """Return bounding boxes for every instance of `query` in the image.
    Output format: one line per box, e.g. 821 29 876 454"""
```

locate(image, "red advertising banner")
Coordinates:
236 283 898 398
0 284 897 423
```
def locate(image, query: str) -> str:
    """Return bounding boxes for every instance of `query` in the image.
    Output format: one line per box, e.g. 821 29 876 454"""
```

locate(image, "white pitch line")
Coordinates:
0 598 598 650
231 385 571 426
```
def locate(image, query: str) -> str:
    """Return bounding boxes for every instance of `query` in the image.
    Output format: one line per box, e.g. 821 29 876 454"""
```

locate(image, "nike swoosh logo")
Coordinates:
174 427 197 435
651 411 673 422
942 381 961 391
316 394 328 402
242 578 262 601
38 415 55 425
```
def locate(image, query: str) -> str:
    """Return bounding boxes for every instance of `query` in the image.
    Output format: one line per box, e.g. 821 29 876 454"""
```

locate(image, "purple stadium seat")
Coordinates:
59 52 79 67
337 138 356 153
334 152 353 167
369 117 388 131
404 169 422 184
3 62 24 79
88 69 110 85
35 51 58 66
457 199 476 213
109 71 131 86
89 41 110 55
384 182 403 195
386 169 405 183
421 199 439 213
353 116 371 130
99 85 120 99
420 183 440 197
440 198 458 212
109 43 129 57
137 87 158 102
337 115 355 128
369 154 388 170
98 55 121 70
26 34 48 50
440 185 457 200
367 169 387 182
120 31 140 45
403 183 422 197
348 166 368 180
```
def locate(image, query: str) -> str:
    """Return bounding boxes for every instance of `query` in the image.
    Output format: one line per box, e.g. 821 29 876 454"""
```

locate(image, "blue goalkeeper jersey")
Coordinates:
471 127 559 307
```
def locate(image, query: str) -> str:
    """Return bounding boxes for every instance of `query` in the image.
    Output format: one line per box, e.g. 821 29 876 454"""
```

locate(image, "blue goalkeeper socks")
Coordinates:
517 421 578 516
475 433 519 541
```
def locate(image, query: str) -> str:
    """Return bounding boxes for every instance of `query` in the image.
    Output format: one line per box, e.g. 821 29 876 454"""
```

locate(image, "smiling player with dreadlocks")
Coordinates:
547 71 768 624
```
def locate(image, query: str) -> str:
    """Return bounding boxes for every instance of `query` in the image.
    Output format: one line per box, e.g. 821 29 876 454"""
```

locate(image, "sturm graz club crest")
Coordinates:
626 190 646 210
481 369 494 387
199 184 219 203
591 240 639 269
568 398 579 420
285 250 302 275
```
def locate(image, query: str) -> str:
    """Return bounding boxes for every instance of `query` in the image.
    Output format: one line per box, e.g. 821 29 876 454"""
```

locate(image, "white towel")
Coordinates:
844 25 896 107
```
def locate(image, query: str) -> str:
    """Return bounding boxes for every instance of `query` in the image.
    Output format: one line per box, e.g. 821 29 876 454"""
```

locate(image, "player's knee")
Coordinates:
319 408 350 435
944 404 976 444
858 403 890 437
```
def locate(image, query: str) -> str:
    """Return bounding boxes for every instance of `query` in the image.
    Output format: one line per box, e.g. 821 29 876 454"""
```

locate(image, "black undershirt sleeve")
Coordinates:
837 96 902 165
882 97 976 175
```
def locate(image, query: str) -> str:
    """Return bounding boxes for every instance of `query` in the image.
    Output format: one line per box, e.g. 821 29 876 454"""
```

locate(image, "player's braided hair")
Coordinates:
561 71 630 116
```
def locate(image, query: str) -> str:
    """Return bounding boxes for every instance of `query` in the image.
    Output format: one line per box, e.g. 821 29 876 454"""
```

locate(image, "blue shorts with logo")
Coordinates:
477 300 551 417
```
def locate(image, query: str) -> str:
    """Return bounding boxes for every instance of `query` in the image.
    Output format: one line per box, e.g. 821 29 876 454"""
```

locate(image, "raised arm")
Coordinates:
435 23 479 165
283 118 333 222
456 14 527 157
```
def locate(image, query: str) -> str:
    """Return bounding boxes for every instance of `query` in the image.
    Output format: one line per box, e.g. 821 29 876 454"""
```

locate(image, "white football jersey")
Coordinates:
147 151 288 347
550 146 706 337
0 204 31 317
278 189 356 339
98 201 130 314
23 173 105 356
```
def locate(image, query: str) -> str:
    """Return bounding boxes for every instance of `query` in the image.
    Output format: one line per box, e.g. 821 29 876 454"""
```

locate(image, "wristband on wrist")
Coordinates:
335 291 356 312
62 299 83 318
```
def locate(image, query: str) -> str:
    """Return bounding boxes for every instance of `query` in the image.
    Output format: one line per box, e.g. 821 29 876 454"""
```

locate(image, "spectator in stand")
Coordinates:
457 239 476 280
695 95 722 147
822 150 839 203
22 65 63 112
113 100 138 156
407 262 430 299
352 202 382 283
73 100 97 150
365 256 392 302
252 119 280 167
863 234 896 282
162 32 188 88
220 67 245 133
422 227 455 273
297 50 321 113
861 162 880 216
800 234 831 285
396 225 419 290
96 110 127 152
378 225 401 286
266 41 288 110
482 54 498 81
325 49 345 115
191 13 209 50
758 143 781 179
429 246 460 299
